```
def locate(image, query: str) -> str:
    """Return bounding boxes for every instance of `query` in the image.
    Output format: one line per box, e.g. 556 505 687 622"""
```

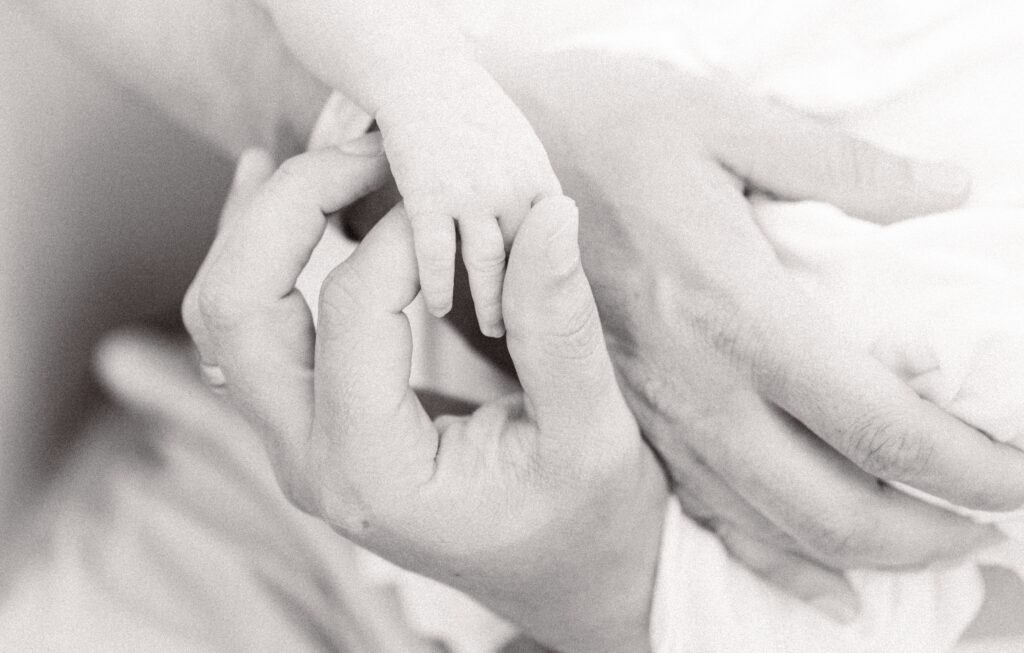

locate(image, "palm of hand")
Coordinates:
319 392 633 585
295 200 662 651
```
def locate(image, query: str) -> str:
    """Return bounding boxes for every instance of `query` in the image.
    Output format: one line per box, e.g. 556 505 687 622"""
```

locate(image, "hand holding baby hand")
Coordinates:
376 63 562 336
183 149 665 652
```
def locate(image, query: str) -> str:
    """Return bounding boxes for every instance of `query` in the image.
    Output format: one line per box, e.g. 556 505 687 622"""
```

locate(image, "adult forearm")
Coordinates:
256 0 474 115
19 0 327 160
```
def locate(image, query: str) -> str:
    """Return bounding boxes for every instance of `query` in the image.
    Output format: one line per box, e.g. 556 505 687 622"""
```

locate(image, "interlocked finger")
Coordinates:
187 143 388 472
459 215 507 337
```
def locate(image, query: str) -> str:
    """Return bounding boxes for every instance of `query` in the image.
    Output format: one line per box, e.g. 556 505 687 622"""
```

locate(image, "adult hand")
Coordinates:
182 145 668 653
473 53 1023 620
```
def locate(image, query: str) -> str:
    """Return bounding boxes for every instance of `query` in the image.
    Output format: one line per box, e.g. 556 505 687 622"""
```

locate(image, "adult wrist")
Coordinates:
516 453 668 653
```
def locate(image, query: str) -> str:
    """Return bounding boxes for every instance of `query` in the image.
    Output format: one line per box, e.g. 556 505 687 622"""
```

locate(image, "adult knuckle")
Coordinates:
750 342 794 402
318 264 365 321
822 136 898 194
273 156 314 194
805 515 871 562
846 411 932 480
542 298 603 361
196 279 244 331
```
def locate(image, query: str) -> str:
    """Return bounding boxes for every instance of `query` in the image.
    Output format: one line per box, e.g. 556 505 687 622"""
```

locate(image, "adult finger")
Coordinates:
671 444 807 554
669 446 859 621
628 383 1004 570
503 196 627 436
205 138 387 316
459 216 507 337
721 398 1007 566
754 315 1024 511
709 91 971 223
182 148 276 375
198 143 388 460
717 527 860 624
313 207 439 492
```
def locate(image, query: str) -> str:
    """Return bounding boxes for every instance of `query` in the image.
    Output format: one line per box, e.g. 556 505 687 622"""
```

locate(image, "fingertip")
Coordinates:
418 267 454 318
480 319 506 339
517 195 580 268
337 131 385 157
424 291 453 318
419 271 454 318
428 303 452 318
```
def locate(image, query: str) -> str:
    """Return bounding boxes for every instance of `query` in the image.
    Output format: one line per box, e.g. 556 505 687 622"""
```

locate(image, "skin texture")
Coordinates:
258 0 563 336
350 52 1018 618
182 148 668 652
18 0 1018 626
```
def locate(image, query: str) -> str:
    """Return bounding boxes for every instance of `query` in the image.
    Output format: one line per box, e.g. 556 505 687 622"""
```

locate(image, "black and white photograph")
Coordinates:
1 0 1023 650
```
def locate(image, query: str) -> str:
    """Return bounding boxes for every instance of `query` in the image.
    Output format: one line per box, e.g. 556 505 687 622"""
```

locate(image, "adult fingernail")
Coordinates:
809 592 859 624
535 196 579 264
914 160 971 200
339 133 385 157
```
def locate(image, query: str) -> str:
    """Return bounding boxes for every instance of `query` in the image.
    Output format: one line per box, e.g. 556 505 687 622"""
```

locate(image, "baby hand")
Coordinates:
376 69 562 337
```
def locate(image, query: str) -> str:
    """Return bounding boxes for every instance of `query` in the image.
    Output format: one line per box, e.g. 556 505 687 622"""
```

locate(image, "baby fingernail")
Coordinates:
429 302 452 318
483 321 505 338
339 133 384 157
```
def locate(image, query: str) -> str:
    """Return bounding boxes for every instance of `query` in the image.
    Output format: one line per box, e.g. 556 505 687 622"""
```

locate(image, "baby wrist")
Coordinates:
369 51 494 119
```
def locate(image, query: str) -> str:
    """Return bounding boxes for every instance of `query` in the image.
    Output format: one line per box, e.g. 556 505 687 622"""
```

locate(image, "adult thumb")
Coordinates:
503 196 625 433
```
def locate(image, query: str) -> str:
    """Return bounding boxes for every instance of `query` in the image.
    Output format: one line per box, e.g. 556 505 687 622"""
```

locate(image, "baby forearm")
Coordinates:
259 0 480 115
